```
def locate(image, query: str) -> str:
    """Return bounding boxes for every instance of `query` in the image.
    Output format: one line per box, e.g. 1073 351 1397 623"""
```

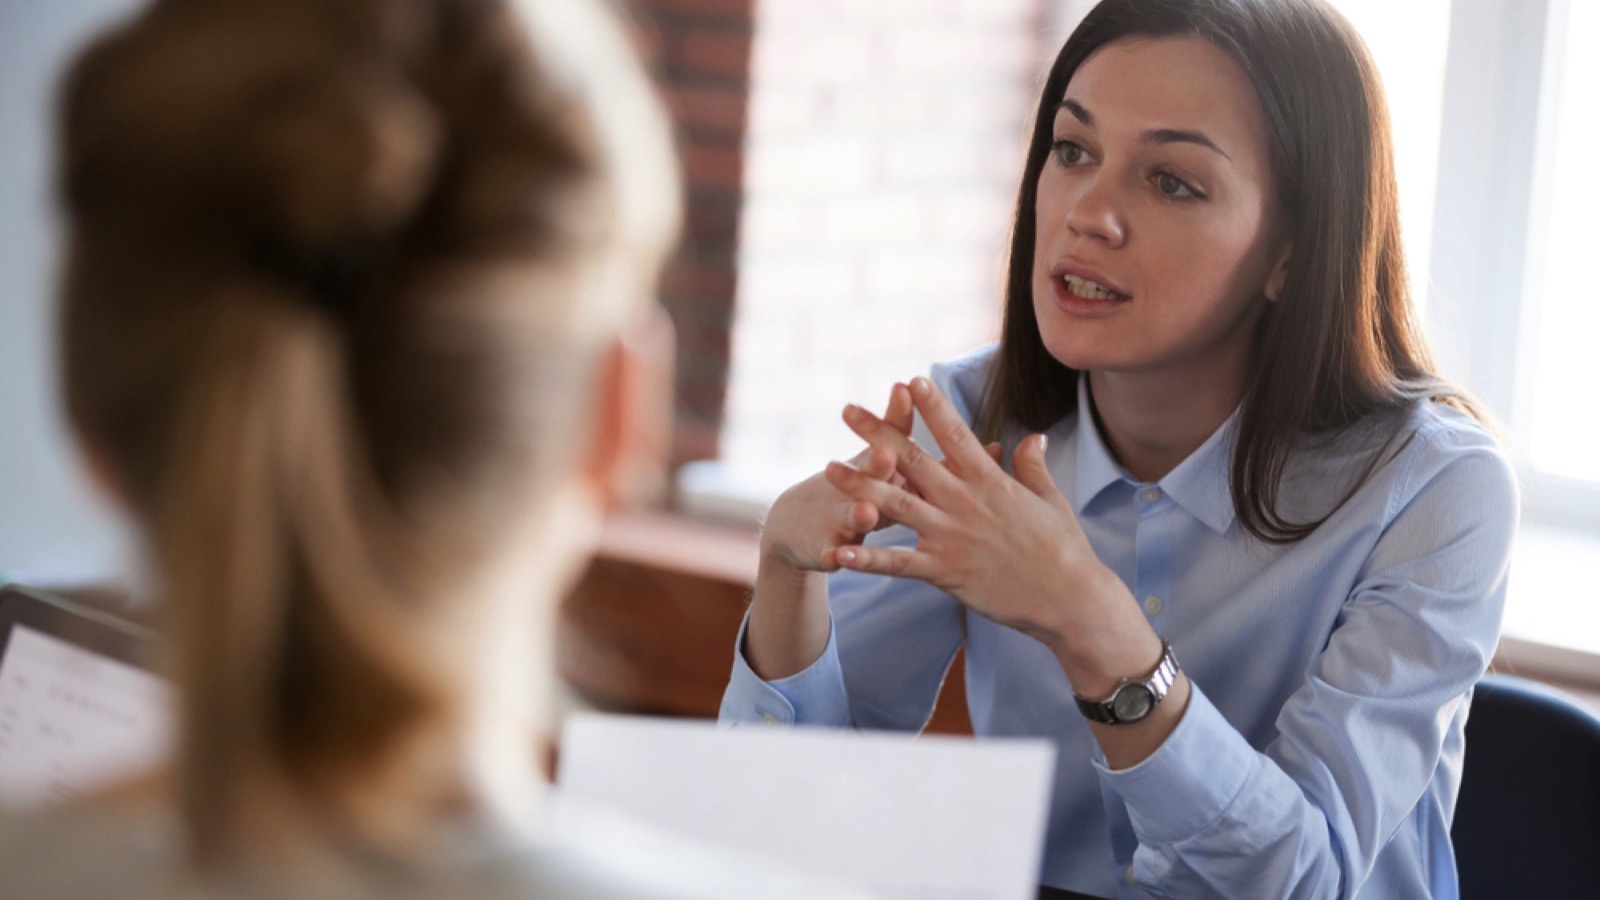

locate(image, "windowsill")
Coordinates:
675 461 1600 691
675 458 801 529
1497 521 1600 685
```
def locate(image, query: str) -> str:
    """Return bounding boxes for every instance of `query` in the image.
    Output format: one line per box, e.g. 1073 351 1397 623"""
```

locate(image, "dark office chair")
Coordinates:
1452 674 1600 899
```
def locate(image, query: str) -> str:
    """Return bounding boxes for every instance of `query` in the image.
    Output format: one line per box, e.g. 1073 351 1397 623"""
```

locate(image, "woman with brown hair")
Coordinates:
723 0 1518 897
0 0 861 897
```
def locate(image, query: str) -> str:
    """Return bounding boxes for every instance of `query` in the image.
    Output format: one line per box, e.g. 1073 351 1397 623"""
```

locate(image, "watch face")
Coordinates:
1112 685 1155 722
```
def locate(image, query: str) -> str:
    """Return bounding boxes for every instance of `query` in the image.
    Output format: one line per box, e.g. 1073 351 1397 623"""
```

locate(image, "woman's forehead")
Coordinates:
1059 35 1269 160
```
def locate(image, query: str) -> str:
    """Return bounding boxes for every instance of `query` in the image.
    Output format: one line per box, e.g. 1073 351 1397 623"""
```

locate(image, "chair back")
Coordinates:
1452 673 1600 899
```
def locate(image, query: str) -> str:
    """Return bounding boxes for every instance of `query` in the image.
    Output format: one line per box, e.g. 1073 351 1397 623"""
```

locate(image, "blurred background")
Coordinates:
2 0 1595 719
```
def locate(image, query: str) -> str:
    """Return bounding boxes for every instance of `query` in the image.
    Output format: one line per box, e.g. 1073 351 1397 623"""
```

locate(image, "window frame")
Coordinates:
1430 0 1600 528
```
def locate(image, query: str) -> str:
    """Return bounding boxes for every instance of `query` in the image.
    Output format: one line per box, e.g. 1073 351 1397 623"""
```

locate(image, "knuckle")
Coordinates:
937 418 970 448
841 502 864 528
884 489 913 519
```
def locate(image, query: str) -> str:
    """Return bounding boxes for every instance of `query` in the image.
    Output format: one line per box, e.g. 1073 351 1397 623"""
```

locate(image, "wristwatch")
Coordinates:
1073 641 1180 725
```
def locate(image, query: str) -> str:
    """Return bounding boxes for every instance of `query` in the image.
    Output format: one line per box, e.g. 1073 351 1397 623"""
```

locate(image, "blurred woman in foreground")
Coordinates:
1 0 860 896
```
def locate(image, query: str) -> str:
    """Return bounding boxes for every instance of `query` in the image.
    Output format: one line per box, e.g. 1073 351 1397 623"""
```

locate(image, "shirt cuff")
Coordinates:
718 612 853 727
1093 683 1259 846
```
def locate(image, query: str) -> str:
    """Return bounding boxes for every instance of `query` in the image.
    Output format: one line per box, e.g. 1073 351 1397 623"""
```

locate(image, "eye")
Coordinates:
1051 140 1089 167
1154 170 1202 200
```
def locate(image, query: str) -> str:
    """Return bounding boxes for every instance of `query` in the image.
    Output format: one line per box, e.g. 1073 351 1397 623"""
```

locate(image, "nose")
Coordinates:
1064 171 1127 248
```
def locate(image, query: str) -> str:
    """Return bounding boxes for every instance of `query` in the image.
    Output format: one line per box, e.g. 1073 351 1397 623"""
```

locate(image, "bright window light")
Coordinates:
1525 0 1600 484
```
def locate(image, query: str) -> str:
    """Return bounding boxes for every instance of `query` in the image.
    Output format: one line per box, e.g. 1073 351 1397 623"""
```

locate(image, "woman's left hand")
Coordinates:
824 376 1138 659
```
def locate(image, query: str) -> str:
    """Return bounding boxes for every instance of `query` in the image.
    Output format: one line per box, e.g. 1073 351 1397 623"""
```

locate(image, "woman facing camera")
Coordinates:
723 1 1518 898
0 0 863 897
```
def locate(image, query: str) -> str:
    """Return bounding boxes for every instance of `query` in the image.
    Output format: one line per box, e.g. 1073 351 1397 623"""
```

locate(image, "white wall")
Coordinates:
0 0 140 584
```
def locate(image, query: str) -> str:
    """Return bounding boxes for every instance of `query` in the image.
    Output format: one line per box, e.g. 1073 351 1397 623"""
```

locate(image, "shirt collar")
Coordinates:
1069 374 1239 535
1071 375 1125 516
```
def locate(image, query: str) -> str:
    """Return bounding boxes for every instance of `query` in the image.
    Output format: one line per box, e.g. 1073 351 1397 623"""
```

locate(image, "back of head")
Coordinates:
55 0 678 867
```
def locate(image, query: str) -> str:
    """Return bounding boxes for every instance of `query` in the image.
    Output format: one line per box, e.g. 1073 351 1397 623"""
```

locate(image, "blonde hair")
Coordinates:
56 0 678 867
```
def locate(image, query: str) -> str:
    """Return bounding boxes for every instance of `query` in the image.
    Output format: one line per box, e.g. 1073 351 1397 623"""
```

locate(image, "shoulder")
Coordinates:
0 806 177 898
1273 400 1519 569
1381 401 1518 529
0 802 872 900
926 343 999 427
1285 400 1517 528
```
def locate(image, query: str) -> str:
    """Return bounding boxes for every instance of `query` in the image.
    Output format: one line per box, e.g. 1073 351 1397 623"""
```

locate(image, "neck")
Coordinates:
1087 357 1247 483
444 491 601 839
449 579 555 835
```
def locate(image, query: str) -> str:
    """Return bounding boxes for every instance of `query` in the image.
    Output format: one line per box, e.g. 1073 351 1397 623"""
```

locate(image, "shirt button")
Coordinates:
761 713 780 725
1143 594 1165 615
1125 865 1137 884
1139 487 1160 503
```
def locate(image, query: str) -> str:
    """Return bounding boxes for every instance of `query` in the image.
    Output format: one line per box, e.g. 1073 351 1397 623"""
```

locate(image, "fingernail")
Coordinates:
837 548 857 564
1037 433 1049 453
911 377 931 397
843 404 865 420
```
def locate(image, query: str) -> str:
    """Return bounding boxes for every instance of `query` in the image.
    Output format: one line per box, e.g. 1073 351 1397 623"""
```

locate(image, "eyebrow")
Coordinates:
1059 99 1232 162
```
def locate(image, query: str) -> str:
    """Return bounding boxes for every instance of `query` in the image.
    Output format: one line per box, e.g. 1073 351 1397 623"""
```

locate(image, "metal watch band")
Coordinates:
1073 640 1180 725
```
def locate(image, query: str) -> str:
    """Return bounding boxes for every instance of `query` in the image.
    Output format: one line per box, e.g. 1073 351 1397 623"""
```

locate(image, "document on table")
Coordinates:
0 624 171 809
556 714 1056 900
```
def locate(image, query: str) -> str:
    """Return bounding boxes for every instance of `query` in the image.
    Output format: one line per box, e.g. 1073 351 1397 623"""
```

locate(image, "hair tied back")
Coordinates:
242 65 443 319
251 235 382 319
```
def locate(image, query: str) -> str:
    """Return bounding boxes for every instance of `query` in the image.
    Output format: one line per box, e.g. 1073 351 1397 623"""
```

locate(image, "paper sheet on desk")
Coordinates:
556 714 1056 900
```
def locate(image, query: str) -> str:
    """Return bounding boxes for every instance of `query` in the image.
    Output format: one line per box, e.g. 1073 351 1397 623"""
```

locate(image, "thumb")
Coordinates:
1013 434 1065 504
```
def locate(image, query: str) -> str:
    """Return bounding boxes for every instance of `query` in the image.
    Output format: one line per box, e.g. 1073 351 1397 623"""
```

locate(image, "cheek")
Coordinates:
1033 167 1078 236
1143 210 1271 306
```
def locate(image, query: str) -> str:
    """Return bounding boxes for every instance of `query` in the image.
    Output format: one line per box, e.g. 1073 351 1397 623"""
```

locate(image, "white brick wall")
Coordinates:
720 0 1043 475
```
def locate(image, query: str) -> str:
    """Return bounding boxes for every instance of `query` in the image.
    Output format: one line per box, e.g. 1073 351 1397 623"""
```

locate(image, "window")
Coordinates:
1525 0 1599 488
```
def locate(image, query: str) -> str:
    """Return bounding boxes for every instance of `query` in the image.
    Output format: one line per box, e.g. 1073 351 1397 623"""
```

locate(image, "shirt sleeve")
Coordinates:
1096 425 1519 899
718 612 853 727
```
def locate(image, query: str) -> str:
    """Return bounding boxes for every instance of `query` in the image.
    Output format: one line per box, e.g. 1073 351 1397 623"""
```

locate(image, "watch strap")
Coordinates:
1073 641 1180 725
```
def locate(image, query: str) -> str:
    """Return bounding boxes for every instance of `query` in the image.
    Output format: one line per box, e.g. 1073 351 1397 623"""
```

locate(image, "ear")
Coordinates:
580 310 675 510
1264 244 1291 302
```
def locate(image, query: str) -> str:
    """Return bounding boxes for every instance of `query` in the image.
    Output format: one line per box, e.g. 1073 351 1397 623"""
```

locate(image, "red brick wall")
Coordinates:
631 0 757 465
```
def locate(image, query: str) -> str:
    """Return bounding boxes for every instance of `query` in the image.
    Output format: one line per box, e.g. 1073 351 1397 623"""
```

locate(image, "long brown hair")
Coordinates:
56 0 677 866
979 0 1479 542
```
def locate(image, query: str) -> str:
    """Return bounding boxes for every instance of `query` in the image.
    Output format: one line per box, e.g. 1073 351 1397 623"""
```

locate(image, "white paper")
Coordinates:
556 714 1055 900
0 625 172 808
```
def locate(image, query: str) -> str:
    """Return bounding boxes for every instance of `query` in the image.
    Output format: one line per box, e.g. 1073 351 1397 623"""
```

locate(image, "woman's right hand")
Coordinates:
759 382 917 575
745 383 917 680
759 382 1003 576
745 379 999 680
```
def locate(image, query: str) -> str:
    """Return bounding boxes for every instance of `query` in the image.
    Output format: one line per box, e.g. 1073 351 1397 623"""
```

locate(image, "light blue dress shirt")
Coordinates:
720 346 1518 900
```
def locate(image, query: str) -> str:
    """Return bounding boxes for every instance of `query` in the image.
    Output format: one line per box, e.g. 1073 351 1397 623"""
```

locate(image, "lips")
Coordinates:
1049 261 1126 310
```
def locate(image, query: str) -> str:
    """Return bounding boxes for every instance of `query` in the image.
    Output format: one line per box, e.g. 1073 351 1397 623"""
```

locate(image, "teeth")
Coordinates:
1062 274 1123 301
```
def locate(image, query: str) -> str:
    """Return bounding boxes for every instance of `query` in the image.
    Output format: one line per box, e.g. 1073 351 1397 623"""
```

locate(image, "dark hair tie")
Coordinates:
252 235 376 319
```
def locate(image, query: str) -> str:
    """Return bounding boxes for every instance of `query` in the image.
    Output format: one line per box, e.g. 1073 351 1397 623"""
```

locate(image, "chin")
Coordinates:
1033 317 1113 373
